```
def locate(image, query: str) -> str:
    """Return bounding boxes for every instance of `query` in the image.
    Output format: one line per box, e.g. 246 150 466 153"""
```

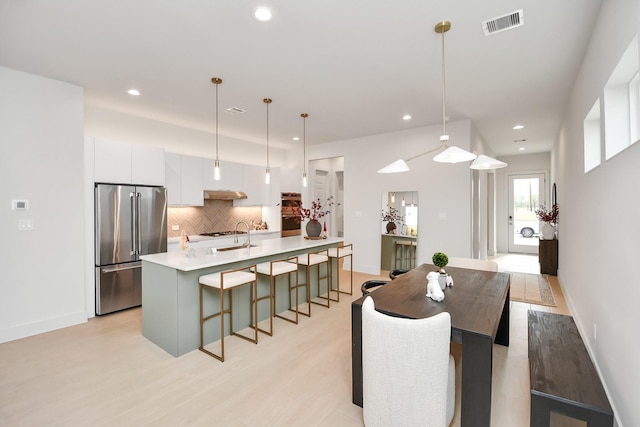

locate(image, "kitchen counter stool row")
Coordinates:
198 244 353 362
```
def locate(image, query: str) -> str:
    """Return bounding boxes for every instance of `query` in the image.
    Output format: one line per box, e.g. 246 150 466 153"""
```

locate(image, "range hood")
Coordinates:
203 190 248 200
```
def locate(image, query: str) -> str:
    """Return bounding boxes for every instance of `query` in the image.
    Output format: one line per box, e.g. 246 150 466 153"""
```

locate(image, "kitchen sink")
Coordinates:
212 244 257 252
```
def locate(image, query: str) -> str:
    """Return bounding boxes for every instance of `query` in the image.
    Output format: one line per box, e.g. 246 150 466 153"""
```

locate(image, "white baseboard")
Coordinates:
0 311 88 344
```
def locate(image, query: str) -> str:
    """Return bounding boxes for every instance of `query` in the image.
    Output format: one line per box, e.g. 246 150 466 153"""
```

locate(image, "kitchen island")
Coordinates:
140 236 343 357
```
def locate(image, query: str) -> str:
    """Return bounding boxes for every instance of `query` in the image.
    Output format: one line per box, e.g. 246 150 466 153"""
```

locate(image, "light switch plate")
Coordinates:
19 219 34 231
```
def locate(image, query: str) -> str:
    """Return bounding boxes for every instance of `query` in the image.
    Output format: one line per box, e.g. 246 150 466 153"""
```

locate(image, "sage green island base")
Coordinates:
380 234 417 271
140 236 342 357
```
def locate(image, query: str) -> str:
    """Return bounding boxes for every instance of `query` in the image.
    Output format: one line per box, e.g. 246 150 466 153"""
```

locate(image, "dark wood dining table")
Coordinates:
351 263 510 427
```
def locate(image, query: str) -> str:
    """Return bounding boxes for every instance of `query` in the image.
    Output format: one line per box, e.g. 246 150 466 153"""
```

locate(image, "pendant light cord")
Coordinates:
264 98 272 169
215 82 219 160
441 26 447 144
302 113 307 171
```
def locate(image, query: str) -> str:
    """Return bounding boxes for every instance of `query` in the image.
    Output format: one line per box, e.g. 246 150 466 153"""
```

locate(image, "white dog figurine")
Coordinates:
446 275 454 287
426 271 445 302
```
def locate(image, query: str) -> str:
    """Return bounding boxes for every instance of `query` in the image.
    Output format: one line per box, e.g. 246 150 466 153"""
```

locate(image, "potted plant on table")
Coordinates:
432 252 449 290
535 203 559 240
291 196 339 238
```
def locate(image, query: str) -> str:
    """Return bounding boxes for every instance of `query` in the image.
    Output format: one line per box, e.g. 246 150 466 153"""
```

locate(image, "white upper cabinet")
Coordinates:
94 138 132 184
165 153 204 206
202 158 243 191
280 167 303 193
93 138 165 186
131 144 165 185
234 165 280 207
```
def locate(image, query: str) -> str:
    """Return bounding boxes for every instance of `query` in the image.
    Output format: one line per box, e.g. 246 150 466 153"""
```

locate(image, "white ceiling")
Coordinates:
0 1 602 156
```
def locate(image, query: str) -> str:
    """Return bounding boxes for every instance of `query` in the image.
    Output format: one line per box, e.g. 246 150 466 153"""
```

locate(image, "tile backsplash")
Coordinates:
167 200 263 238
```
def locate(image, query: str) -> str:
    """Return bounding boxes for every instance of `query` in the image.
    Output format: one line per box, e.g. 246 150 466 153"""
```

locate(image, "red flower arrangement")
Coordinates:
535 203 559 225
290 196 339 224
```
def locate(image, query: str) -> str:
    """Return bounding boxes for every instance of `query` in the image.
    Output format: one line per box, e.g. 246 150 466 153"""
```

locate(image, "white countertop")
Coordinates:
167 229 279 245
142 236 343 271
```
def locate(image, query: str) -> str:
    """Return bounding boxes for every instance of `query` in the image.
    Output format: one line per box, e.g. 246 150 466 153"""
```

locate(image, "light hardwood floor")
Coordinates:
0 257 577 427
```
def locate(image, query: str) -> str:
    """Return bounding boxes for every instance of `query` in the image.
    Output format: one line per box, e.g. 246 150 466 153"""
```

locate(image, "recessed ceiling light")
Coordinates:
402 115 412 121
518 147 526 151
293 136 300 141
225 106 246 115
513 124 524 130
127 89 140 96
253 7 273 22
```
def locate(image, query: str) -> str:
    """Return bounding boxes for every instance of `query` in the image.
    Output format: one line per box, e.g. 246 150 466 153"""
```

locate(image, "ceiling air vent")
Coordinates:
482 9 524 36
225 106 246 115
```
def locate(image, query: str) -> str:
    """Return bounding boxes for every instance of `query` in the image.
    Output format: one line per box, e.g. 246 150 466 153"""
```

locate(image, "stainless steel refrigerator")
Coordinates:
95 184 167 315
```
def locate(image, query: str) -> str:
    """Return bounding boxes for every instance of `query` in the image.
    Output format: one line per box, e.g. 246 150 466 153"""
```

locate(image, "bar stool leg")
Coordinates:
274 267 299 324
255 275 273 336
310 260 331 308
336 248 354 295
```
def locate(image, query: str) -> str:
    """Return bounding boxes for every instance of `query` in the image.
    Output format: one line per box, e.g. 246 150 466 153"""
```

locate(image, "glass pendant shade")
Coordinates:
303 171 308 187
470 154 507 170
433 146 477 163
214 159 221 180
265 167 271 184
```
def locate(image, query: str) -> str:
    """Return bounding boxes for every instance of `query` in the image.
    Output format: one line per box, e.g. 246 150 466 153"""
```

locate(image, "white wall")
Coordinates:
307 120 474 274
553 1 640 425
0 67 87 343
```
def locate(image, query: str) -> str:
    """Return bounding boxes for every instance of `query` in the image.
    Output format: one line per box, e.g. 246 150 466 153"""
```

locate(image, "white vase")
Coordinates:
438 274 447 290
541 223 556 240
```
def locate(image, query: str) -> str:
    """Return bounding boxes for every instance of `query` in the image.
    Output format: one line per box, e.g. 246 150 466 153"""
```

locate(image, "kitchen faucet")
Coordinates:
234 221 251 247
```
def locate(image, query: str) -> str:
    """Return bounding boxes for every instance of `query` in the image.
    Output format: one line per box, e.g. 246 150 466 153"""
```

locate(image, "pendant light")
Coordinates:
378 21 506 172
301 113 308 187
432 21 476 164
212 77 222 180
470 154 507 169
264 98 272 185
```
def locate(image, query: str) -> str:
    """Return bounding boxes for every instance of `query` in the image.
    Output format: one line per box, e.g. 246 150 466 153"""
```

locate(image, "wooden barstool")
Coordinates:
253 255 300 327
395 240 416 270
198 265 258 362
297 250 331 311
326 243 353 295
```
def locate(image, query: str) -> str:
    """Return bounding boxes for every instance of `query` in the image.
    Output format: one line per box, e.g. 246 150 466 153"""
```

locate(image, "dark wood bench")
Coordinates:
528 310 614 426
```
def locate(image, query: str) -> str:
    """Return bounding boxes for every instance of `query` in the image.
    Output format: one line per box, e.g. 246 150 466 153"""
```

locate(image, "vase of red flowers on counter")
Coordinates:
291 196 339 238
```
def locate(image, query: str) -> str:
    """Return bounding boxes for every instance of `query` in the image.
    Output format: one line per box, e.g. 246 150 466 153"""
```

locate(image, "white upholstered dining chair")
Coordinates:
361 296 455 426
446 257 498 272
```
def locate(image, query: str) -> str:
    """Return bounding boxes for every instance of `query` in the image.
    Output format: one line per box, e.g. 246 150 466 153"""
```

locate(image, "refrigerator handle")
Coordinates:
130 192 136 255
136 192 142 254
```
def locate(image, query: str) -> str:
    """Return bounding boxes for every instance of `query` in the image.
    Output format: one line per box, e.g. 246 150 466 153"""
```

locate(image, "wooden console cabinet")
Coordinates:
539 239 558 275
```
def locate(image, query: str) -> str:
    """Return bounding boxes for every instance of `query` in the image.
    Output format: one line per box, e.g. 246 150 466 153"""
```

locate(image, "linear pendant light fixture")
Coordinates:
378 21 506 173
264 98 272 185
212 77 222 180
301 113 308 187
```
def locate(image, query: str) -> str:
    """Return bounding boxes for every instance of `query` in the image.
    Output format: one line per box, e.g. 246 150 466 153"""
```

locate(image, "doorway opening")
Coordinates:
508 173 546 254
308 157 344 237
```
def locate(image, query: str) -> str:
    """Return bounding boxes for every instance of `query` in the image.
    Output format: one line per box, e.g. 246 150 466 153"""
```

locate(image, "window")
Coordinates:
583 99 601 173
604 35 639 160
